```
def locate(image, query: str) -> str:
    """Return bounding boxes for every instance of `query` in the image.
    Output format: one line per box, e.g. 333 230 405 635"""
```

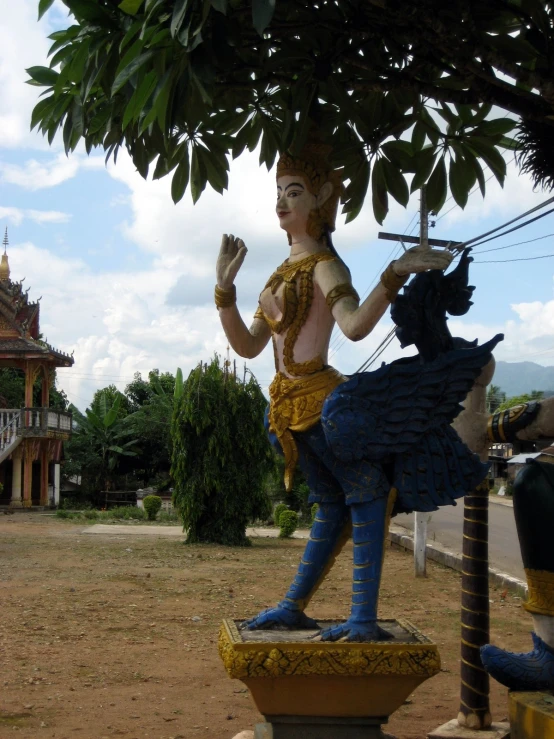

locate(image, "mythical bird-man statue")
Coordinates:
215 138 502 642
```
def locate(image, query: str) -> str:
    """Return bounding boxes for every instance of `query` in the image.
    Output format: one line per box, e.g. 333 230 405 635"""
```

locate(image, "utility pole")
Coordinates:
414 187 429 578
379 193 497 734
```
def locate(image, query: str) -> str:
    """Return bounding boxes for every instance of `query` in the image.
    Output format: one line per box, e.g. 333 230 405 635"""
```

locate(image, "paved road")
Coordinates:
394 499 524 580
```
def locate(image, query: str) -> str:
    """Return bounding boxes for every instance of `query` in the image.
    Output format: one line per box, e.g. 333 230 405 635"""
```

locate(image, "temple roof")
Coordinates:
0 233 74 368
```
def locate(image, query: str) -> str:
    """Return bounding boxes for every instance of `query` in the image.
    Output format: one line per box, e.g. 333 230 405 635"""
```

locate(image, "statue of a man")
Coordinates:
215 141 497 642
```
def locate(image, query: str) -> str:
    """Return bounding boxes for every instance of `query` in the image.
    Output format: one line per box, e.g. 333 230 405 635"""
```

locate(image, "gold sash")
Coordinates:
268 367 345 491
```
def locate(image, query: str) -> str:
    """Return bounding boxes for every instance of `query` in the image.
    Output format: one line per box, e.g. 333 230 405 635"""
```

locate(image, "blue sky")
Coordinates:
1 0 554 409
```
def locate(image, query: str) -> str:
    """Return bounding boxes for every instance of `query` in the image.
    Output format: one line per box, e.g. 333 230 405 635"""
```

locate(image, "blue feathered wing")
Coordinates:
321 334 503 512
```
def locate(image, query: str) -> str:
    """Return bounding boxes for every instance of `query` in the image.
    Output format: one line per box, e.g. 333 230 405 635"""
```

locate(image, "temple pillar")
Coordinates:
10 450 23 508
53 464 61 507
24 364 35 408
22 446 32 508
41 365 50 408
40 447 49 506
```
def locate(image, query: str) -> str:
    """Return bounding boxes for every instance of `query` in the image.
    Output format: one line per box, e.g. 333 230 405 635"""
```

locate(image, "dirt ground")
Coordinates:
0 514 533 739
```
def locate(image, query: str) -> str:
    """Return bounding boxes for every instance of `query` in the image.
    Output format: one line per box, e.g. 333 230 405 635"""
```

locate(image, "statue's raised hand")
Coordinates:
216 234 247 289
393 243 453 277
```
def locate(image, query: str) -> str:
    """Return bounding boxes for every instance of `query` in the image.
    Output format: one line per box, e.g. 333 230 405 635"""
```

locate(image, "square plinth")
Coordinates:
219 618 440 719
428 719 510 738
509 691 554 739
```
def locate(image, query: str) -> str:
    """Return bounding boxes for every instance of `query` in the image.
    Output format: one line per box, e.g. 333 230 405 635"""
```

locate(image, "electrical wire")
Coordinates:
356 328 397 373
473 232 554 255
474 252 554 263
452 196 554 252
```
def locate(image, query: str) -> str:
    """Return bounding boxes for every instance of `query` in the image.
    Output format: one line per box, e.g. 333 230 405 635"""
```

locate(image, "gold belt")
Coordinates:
268 367 345 492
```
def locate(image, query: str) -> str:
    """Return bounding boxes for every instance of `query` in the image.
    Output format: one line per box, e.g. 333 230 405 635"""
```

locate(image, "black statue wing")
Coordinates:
322 334 503 463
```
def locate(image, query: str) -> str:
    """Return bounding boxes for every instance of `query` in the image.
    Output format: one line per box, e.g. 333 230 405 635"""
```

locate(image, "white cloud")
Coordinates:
0 206 70 225
0 153 104 190
0 1 64 150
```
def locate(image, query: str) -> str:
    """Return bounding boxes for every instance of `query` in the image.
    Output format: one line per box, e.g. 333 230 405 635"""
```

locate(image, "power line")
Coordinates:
453 196 554 252
473 232 554 255
474 252 554 264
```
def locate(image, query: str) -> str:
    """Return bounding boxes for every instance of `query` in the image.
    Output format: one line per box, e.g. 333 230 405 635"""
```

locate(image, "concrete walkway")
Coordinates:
82 495 527 597
82 524 310 539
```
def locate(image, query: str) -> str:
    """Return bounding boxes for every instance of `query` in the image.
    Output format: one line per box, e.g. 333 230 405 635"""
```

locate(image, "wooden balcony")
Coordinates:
0 408 72 453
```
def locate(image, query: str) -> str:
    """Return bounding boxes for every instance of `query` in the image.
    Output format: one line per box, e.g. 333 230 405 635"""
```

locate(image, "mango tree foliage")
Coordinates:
29 0 554 223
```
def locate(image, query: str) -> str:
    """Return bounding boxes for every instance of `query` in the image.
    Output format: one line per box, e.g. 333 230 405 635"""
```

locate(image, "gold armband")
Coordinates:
214 284 236 309
380 262 408 302
253 305 266 322
325 283 360 311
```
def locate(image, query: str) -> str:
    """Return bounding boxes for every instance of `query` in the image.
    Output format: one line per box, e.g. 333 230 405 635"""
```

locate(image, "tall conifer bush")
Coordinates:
171 356 273 546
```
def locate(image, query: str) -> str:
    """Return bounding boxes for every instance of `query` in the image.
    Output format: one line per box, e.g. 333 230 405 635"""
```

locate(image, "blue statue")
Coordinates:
215 140 502 642
481 457 554 691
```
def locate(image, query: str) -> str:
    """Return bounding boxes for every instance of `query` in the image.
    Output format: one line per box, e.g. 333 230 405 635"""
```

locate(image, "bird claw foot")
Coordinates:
315 619 394 643
481 632 554 691
240 604 320 631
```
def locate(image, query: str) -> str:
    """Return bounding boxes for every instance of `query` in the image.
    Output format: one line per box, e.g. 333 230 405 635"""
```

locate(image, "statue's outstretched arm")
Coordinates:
315 245 453 342
215 233 271 359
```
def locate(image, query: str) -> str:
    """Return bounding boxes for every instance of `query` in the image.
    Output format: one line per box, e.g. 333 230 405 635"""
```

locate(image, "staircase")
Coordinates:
0 410 22 465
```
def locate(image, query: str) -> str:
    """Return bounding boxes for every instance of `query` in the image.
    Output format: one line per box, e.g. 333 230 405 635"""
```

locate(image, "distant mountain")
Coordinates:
493 361 554 398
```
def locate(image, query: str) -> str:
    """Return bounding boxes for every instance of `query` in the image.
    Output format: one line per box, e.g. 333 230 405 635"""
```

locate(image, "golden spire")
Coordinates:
0 227 10 281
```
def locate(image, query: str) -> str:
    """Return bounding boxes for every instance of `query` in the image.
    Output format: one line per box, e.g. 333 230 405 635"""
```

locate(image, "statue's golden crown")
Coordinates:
276 140 337 194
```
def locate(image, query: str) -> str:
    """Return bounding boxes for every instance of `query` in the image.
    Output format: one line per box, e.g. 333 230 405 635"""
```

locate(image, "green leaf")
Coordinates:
111 50 155 95
466 139 507 185
118 0 145 14
26 66 58 86
426 157 447 214
122 70 157 129
411 122 426 152
371 158 388 225
474 118 517 137
411 147 437 193
170 0 191 38
448 156 469 209
252 0 276 35
38 0 56 20
210 0 227 12
382 158 409 207
190 145 207 203
171 148 190 203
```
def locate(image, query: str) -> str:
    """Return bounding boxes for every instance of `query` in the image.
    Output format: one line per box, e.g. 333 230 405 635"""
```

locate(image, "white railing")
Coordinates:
0 408 72 442
0 411 20 452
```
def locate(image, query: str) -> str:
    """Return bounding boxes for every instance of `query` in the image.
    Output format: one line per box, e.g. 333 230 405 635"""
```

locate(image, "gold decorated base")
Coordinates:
218 619 440 719
509 691 554 739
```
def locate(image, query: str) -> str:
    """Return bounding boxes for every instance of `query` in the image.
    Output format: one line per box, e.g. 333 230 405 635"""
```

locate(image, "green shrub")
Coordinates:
103 506 146 521
279 510 298 538
83 509 99 520
143 495 162 521
274 503 288 527
311 503 319 524
56 509 70 519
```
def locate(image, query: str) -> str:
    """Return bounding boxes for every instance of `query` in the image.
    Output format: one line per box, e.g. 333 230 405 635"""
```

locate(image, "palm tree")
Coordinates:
69 391 138 491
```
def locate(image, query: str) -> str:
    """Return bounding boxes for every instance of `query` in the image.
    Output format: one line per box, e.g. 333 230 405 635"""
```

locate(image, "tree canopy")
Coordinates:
171 356 273 545
28 0 554 223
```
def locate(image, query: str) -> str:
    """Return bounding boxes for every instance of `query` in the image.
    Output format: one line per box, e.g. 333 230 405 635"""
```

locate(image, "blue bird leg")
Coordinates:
242 501 349 631
319 496 394 642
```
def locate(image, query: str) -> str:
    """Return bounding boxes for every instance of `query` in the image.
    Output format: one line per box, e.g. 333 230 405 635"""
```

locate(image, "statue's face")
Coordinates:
276 174 316 235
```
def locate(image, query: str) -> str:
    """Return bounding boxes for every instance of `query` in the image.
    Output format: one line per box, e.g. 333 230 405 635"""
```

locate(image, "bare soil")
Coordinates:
0 514 532 739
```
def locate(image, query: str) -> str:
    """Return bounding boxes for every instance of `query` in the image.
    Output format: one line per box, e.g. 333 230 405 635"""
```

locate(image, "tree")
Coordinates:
0 367 68 410
29 0 552 225
124 368 183 485
66 390 139 492
171 356 273 545
486 384 506 414
496 389 544 412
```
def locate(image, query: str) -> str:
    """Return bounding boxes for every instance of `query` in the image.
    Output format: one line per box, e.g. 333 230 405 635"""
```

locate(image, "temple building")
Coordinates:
0 230 73 508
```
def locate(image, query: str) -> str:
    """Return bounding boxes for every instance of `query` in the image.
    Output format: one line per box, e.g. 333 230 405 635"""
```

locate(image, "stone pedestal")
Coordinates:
509 691 554 739
219 618 440 737
254 715 396 738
